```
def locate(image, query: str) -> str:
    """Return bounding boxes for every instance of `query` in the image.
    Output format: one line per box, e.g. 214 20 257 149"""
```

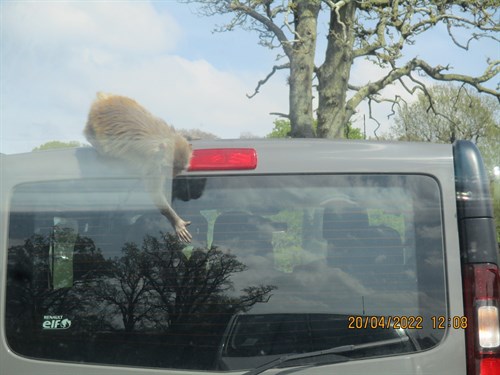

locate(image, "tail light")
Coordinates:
188 148 257 171
463 263 500 375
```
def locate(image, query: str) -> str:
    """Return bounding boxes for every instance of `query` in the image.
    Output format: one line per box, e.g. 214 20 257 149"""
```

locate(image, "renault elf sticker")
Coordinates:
42 315 72 330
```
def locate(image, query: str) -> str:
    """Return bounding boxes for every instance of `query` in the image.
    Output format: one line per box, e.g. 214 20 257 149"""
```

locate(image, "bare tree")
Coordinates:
392 84 499 172
393 85 498 142
141 233 276 329
181 0 499 138
178 128 220 140
95 243 155 332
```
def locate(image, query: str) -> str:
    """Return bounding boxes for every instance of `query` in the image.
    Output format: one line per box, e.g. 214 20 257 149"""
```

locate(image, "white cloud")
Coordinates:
3 2 180 53
76 55 287 138
1 1 287 154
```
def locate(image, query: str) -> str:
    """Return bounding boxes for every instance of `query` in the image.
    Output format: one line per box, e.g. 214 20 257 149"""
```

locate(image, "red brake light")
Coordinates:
463 263 500 375
481 358 500 374
188 148 257 171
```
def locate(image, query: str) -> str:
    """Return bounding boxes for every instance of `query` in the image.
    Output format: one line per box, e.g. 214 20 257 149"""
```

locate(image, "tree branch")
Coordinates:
414 59 500 99
347 59 417 112
353 13 388 58
348 57 499 116
323 0 354 40
229 1 292 58
269 112 290 119
367 98 381 139
247 63 290 98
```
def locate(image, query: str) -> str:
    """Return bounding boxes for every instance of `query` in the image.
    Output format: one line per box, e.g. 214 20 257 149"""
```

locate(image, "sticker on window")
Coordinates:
42 316 72 330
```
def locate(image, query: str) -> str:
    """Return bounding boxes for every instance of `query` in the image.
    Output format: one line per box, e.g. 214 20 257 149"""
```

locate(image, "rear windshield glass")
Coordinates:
6 174 446 370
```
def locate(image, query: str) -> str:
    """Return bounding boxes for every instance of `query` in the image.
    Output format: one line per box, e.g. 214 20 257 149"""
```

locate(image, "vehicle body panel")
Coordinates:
0 140 469 374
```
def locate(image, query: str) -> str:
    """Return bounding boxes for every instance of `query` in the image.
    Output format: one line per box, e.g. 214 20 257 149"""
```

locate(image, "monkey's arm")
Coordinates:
160 206 192 243
145 173 192 243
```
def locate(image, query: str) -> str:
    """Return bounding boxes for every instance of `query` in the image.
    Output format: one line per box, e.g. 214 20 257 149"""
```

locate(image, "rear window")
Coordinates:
5 173 446 370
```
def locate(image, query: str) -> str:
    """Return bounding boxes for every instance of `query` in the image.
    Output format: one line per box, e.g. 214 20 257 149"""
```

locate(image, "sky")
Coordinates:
0 0 498 154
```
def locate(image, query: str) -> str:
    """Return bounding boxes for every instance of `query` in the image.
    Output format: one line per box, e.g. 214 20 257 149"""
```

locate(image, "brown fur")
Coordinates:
85 93 192 242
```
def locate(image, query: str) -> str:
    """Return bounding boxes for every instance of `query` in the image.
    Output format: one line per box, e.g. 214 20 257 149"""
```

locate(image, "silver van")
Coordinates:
1 139 498 375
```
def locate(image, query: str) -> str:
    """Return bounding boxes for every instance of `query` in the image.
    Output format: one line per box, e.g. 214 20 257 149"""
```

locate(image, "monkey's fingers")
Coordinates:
176 220 192 243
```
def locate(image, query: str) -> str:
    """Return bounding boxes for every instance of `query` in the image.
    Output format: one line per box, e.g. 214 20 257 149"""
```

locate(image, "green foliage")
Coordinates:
344 124 364 140
392 84 498 140
33 140 84 151
392 84 499 172
367 209 406 242
267 119 292 138
267 119 364 139
268 209 303 272
392 83 500 241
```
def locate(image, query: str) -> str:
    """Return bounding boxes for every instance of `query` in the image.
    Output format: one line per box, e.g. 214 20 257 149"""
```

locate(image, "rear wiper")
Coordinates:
241 336 410 375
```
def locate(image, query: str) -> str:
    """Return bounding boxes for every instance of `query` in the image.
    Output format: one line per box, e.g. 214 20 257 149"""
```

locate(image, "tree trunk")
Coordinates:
288 1 320 138
316 3 357 139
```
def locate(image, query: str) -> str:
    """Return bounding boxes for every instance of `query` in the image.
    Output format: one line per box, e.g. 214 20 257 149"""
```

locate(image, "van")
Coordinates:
1 139 498 375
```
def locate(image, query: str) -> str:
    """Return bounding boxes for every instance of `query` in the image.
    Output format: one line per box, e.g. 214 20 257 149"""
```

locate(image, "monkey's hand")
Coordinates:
175 219 192 243
158 206 192 243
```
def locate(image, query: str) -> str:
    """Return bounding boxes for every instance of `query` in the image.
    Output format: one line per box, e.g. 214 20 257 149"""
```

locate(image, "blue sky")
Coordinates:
1 0 498 154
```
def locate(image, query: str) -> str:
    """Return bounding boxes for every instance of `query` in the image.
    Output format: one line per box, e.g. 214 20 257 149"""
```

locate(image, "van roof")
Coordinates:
3 139 453 177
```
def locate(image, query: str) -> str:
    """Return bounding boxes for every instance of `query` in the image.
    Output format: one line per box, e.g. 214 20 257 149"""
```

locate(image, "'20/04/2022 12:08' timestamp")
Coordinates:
347 315 468 330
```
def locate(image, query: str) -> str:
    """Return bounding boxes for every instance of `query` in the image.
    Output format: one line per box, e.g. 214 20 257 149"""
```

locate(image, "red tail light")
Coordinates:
463 263 500 375
188 148 257 171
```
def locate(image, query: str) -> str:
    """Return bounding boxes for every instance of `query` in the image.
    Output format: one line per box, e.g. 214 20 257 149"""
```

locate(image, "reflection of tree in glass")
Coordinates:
94 241 155 332
140 233 276 330
8 234 55 332
137 233 276 368
88 233 277 368
6 231 111 358
7 231 276 368
7 231 110 316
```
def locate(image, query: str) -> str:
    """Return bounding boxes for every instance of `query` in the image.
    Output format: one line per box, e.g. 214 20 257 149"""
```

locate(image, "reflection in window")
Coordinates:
6 175 445 370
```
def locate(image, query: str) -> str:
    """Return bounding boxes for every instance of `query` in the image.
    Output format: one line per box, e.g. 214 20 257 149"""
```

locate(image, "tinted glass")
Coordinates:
6 174 445 370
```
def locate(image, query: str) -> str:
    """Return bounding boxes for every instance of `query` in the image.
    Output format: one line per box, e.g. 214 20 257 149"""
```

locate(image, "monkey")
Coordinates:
84 92 193 243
